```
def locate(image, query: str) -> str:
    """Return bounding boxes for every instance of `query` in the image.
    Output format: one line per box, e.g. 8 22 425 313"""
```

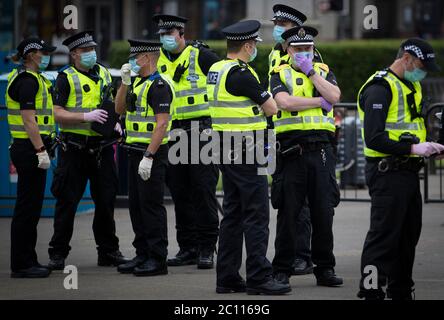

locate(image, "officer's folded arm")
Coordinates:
261 97 278 116
310 73 341 105
274 91 322 112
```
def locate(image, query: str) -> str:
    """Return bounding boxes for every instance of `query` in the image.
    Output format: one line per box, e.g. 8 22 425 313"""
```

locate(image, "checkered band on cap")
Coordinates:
130 45 161 54
288 34 314 43
404 45 424 60
158 20 185 29
274 10 304 25
23 43 43 55
226 31 259 41
67 33 94 50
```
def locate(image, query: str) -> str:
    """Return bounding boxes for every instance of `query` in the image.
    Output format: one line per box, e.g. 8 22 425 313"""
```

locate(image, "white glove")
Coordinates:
120 63 132 86
138 157 153 181
83 109 108 124
37 151 51 170
114 122 123 136
411 142 444 157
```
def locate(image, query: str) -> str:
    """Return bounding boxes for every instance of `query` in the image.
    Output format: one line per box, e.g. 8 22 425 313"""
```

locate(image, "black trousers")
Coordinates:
295 204 312 262
273 145 339 275
166 134 219 251
216 163 273 287
48 144 119 258
9 139 46 271
359 162 422 298
127 144 168 260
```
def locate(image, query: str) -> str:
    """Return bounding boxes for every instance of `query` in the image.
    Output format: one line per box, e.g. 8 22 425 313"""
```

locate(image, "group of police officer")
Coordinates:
6 3 444 299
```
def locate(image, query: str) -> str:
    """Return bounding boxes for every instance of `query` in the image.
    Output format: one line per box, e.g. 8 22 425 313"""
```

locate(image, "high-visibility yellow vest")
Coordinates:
268 47 290 78
6 68 55 139
59 64 112 136
207 59 267 132
125 75 174 145
357 70 426 158
157 46 210 121
272 63 335 135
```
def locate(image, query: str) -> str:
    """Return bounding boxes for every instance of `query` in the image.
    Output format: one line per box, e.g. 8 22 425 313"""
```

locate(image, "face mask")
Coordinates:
404 60 427 82
80 50 97 69
129 58 141 74
273 25 286 43
248 46 257 63
293 51 314 62
160 35 179 52
35 54 50 71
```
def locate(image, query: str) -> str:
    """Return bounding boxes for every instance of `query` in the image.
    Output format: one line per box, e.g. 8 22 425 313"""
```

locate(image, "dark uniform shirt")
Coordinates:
8 72 40 110
269 65 338 145
226 60 271 105
359 68 413 156
133 73 172 114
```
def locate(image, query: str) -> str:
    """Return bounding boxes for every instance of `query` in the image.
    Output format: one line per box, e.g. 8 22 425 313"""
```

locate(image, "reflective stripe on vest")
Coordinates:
357 71 426 158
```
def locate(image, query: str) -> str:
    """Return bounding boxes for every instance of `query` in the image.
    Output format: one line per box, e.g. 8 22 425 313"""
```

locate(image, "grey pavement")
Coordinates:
0 200 443 300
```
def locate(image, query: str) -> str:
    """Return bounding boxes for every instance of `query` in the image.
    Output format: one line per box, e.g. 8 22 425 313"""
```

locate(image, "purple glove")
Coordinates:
83 109 108 124
320 97 333 112
295 55 314 76
411 142 444 157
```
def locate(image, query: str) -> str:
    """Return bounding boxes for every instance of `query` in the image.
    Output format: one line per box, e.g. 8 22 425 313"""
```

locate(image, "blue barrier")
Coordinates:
0 71 95 217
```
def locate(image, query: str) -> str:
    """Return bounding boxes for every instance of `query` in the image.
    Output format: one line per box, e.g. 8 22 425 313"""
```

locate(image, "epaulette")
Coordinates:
191 40 209 49
316 63 330 73
273 64 289 74
58 65 70 73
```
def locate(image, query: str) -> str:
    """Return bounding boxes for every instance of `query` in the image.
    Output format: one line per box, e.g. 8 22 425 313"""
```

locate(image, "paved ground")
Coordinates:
0 200 443 300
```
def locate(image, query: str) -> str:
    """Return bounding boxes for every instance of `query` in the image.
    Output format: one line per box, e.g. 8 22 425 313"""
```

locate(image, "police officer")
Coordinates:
7 38 56 278
153 14 220 269
269 3 314 276
48 31 129 269
270 26 343 287
357 39 444 300
114 40 173 276
208 20 290 295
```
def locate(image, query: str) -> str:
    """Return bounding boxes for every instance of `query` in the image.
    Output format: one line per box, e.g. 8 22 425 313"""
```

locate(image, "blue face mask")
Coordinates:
38 55 50 71
404 61 427 82
80 51 97 69
160 35 179 52
129 58 141 74
248 46 257 63
273 25 286 43
293 51 314 62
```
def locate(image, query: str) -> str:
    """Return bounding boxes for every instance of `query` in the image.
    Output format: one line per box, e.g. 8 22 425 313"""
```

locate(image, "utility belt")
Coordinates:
171 116 211 132
280 141 331 158
120 142 148 154
366 156 424 173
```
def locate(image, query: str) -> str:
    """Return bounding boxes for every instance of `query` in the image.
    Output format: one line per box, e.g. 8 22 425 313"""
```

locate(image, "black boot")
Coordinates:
167 249 198 266
274 272 290 285
98 250 130 267
117 256 148 274
197 248 214 269
315 268 343 287
133 258 168 277
48 254 65 271
216 279 247 294
11 265 51 278
246 278 292 295
292 258 313 276
357 288 386 300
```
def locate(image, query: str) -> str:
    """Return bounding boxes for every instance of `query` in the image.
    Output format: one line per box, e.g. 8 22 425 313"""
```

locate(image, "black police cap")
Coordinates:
282 26 318 46
62 31 97 51
401 38 440 72
128 39 162 58
152 14 188 33
222 20 263 42
17 37 56 58
272 4 307 26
